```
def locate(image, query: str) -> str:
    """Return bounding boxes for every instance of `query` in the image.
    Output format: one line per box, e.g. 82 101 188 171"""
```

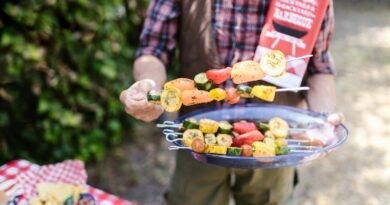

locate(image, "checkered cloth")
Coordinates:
0 160 137 205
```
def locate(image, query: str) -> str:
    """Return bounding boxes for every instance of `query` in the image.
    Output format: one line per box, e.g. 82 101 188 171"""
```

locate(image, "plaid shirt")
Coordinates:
136 0 335 75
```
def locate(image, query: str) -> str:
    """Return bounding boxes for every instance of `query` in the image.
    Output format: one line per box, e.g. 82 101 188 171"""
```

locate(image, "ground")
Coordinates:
87 2 390 205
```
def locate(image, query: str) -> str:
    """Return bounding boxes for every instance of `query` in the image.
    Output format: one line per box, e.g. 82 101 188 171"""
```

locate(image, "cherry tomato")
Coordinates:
191 138 205 153
225 87 240 104
241 144 253 157
206 67 231 84
233 121 258 134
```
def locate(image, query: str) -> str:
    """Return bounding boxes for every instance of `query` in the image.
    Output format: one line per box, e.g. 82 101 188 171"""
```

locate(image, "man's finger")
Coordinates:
133 79 156 94
327 112 345 125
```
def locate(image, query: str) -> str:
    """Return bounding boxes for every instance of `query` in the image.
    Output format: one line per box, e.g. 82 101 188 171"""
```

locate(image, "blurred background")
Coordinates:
0 0 389 205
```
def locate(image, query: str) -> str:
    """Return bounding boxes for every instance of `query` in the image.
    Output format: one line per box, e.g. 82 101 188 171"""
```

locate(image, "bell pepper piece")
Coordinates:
233 121 258 134
232 130 264 147
252 141 276 157
209 88 226 101
206 67 231 84
251 85 276 102
205 145 228 155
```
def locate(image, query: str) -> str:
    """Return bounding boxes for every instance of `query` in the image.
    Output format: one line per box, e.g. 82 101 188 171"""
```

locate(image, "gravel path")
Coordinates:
294 3 390 205
87 2 390 205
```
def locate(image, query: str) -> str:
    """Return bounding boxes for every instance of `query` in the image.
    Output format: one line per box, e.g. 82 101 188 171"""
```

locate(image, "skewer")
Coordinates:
286 54 313 62
162 129 183 142
168 146 191 150
289 149 318 153
158 121 309 133
276 86 310 92
286 139 311 143
157 121 182 129
287 145 322 150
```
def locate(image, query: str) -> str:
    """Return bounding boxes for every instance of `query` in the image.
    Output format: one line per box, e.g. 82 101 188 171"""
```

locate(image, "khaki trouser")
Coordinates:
165 150 297 205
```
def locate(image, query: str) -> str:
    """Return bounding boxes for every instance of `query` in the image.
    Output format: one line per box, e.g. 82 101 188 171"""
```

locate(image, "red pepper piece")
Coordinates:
233 121 258 134
232 130 264 147
206 67 231 84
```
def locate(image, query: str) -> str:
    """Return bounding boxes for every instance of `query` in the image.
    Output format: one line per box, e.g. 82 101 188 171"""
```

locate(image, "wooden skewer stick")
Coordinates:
276 86 310 92
286 54 313 62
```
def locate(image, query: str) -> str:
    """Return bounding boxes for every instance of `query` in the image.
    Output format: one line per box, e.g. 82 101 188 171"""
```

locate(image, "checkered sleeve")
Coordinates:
307 0 335 75
135 0 179 66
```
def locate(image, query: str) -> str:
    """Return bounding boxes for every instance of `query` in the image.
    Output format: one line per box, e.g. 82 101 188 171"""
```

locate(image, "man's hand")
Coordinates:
120 79 164 122
327 112 345 126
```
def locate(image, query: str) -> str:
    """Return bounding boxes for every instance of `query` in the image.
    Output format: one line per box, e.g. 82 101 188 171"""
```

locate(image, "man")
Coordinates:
120 0 342 204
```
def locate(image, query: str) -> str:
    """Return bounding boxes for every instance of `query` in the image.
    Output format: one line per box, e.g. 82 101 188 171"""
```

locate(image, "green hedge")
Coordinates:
0 0 149 163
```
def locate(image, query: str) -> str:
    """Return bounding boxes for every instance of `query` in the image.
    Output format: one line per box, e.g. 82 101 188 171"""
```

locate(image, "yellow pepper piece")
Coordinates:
251 85 276 102
205 145 228 155
209 88 226 101
199 119 219 134
252 141 275 157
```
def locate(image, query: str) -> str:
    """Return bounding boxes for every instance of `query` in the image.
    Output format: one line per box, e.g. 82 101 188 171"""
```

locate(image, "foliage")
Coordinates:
0 0 149 163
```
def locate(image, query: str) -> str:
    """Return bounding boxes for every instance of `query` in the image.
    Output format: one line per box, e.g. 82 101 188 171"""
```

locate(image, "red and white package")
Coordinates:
254 0 330 88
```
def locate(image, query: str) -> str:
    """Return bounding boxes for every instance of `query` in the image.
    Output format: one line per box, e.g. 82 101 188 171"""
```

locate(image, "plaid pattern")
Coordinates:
0 160 136 205
16 160 87 201
137 0 335 75
136 0 179 65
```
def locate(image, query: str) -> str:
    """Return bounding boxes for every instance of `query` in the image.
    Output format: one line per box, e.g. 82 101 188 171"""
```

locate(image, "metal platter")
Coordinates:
159 104 348 169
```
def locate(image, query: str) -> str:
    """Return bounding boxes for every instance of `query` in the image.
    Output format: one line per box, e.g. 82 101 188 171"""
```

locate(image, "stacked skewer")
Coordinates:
147 50 312 112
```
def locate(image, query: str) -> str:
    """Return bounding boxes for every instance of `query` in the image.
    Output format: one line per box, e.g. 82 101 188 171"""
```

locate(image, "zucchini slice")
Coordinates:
147 90 161 104
194 72 213 91
257 122 270 132
182 118 199 129
205 134 217 145
275 146 290 155
236 85 253 98
216 134 233 147
227 147 243 156
219 121 233 134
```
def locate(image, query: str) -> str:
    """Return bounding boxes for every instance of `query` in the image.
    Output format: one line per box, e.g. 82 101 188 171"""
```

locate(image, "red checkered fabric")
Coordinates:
0 160 137 205
86 186 136 205
0 160 36 197
16 160 87 201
